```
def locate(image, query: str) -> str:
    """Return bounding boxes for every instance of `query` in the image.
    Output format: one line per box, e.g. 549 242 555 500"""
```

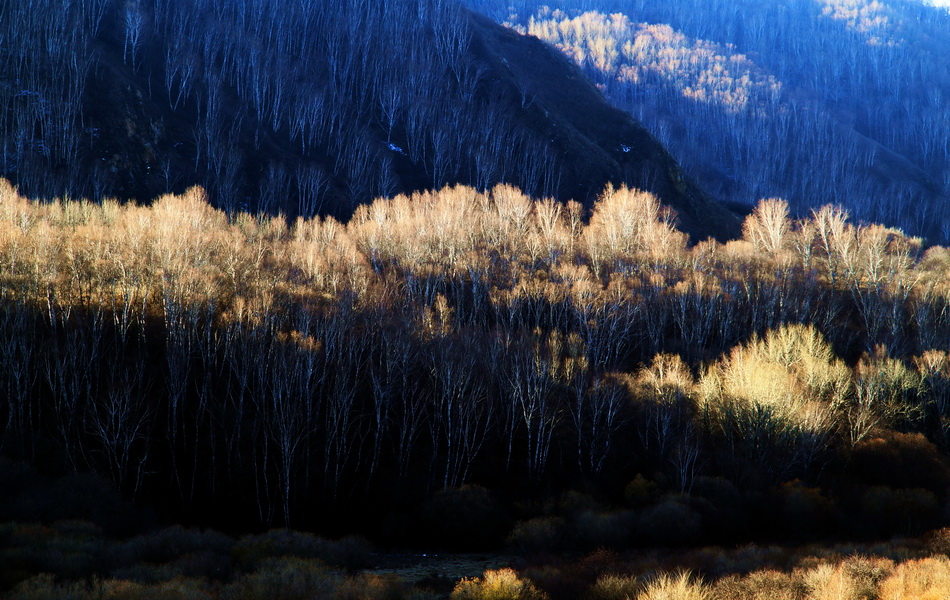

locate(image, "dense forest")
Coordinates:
468 0 950 244
4 0 950 598
2 180 950 597
2 179 949 535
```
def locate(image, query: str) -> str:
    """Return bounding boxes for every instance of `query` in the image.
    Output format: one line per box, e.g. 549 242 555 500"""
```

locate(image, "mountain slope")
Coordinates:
468 11 738 238
0 0 738 240
468 0 950 243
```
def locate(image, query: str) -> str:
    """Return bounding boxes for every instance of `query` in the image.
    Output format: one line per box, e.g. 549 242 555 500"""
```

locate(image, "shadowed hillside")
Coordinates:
0 0 737 240
467 0 950 243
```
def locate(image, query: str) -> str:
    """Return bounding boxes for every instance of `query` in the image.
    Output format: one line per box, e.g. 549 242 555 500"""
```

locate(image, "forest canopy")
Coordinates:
1 179 949 542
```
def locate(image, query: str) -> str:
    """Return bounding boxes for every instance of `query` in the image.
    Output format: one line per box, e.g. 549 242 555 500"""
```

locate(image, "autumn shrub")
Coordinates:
629 354 699 476
859 486 941 536
519 563 591 600
110 549 232 585
776 482 834 541
636 571 708 600
801 562 861 600
115 526 233 569
335 572 432 600
222 556 341 600
701 324 849 417
915 350 950 439
636 498 702 547
794 555 893 600
710 569 804 600
109 577 216 600
5 574 215 600
6 574 97 600
570 509 637 550
171 550 234 582
742 199 791 256
721 545 791 577
506 517 567 555
923 527 950 555
757 325 851 403
848 431 950 494
584 185 686 270
231 530 372 572
839 555 895 599
108 562 185 586
716 415 813 487
571 548 627 578
624 475 661 509
634 354 694 399
878 556 950 600
557 490 603 515
0 524 57 590
847 348 923 445
450 568 549 600
563 555 668 600
585 573 641 600
1 521 107 582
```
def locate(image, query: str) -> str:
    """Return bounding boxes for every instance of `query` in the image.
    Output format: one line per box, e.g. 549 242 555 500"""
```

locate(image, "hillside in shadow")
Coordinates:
0 0 737 240
467 0 950 243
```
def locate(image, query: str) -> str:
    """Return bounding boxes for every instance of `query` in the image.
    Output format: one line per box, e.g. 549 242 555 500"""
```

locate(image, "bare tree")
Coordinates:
428 335 492 489
253 341 318 526
319 303 366 498
44 318 104 471
571 370 628 476
85 359 152 497
504 331 561 483
0 303 36 456
743 199 791 256
124 2 146 72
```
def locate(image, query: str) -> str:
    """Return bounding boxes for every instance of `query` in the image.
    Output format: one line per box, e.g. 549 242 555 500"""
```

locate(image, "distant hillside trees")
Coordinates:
467 0 950 243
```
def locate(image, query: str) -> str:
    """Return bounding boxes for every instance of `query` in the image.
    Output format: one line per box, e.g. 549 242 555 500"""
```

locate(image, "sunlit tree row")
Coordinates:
0 179 949 528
